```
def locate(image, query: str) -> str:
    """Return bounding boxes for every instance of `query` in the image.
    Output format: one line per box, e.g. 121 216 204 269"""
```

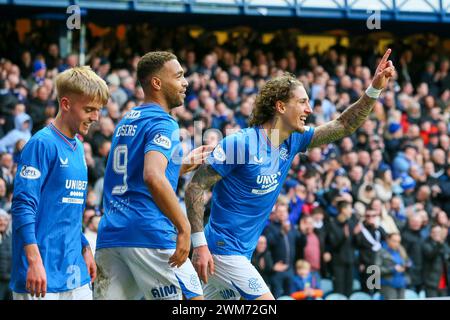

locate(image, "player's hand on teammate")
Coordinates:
26 260 47 298
169 230 191 268
371 48 396 90
192 245 215 283
181 145 214 175
83 246 97 283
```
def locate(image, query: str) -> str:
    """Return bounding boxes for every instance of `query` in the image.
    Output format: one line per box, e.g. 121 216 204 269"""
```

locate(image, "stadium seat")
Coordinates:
349 292 372 300
320 278 333 295
277 295 295 300
352 279 361 291
372 292 382 300
404 289 419 300
325 293 348 300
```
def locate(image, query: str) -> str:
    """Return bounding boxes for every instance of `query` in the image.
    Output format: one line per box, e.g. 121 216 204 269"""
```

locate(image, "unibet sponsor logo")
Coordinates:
65 180 88 191
63 180 87 205
251 172 281 195
256 174 279 185
153 133 171 149
20 165 41 179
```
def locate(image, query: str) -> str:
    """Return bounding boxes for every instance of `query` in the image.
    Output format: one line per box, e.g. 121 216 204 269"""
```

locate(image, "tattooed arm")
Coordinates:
185 163 222 283
185 163 222 234
308 48 396 149
308 94 376 148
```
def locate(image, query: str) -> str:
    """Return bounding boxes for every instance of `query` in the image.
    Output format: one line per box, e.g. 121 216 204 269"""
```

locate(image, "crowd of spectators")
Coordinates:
0 21 449 300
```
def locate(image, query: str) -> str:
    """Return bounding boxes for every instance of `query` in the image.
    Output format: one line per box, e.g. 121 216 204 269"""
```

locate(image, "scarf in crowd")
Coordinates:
361 224 382 252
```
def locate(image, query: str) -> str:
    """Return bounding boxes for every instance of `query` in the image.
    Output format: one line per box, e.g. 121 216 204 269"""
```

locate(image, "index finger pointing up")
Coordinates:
380 48 392 66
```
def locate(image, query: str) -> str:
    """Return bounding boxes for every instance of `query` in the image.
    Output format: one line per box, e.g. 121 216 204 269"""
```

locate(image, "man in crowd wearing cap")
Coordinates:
385 121 403 159
393 144 418 179
401 175 417 207
27 60 46 89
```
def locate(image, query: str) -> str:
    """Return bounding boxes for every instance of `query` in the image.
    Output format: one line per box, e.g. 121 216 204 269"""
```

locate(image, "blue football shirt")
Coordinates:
97 103 183 250
10 124 90 293
205 126 314 259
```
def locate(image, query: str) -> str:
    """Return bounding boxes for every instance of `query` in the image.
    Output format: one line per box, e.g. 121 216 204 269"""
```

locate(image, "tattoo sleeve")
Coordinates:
185 164 222 233
308 94 376 149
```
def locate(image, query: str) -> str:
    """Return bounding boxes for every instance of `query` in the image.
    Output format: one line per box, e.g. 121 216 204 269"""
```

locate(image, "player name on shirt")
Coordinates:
115 124 137 137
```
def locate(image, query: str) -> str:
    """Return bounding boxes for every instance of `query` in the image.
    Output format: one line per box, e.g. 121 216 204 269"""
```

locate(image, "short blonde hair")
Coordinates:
276 195 289 206
56 66 109 106
295 259 311 270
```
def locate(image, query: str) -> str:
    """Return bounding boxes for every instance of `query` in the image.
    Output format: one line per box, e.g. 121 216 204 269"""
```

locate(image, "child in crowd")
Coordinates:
290 260 323 300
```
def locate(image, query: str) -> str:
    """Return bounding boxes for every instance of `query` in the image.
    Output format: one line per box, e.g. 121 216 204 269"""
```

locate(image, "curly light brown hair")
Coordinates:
249 73 303 127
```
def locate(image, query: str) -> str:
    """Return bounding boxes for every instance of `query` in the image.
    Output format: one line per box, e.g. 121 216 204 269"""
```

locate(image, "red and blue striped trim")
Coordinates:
48 123 77 151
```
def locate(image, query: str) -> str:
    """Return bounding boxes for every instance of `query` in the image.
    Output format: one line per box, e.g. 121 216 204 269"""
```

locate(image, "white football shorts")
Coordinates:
94 247 203 300
13 283 92 300
203 254 271 300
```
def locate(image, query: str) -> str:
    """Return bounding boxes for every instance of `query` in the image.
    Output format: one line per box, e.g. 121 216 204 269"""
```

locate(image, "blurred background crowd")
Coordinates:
0 17 449 300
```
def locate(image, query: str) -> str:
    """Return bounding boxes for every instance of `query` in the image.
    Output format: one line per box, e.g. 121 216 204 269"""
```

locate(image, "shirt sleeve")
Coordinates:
144 117 180 162
292 126 315 154
206 133 246 178
11 138 51 245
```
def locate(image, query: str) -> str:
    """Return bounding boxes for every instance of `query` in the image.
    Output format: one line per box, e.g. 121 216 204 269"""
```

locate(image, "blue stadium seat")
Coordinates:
419 290 426 299
352 279 361 291
320 278 333 295
277 295 295 300
372 292 382 300
404 289 419 300
325 293 348 300
349 292 372 300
